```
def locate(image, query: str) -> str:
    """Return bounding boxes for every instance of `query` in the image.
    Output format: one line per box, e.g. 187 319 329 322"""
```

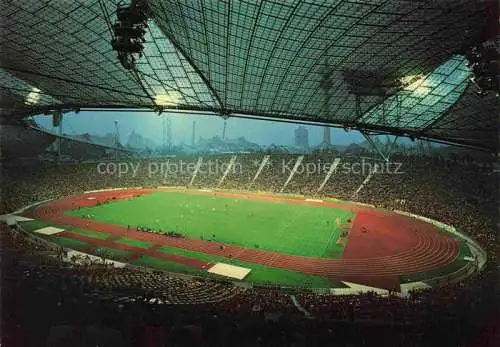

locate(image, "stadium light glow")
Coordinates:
154 93 179 106
25 87 41 105
400 74 430 96
362 55 471 129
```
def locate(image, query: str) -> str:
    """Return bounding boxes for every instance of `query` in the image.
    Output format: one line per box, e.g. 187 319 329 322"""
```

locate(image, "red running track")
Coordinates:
26 189 459 290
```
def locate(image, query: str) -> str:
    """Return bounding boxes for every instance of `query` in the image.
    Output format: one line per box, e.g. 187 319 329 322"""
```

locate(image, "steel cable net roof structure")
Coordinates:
0 0 498 151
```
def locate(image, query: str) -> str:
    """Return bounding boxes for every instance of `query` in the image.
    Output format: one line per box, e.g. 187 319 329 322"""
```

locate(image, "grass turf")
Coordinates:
134 256 206 276
50 237 88 249
93 247 132 261
136 249 338 288
115 237 152 249
159 246 340 288
26 218 334 288
19 220 52 231
67 228 111 240
67 191 355 258
19 220 111 240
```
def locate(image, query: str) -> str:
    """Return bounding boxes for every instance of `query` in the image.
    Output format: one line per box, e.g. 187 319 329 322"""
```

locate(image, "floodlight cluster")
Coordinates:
111 1 150 70
465 43 499 97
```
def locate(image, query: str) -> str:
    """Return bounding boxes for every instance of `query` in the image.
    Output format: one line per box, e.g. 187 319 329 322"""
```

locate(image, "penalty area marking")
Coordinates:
34 226 65 235
207 262 251 280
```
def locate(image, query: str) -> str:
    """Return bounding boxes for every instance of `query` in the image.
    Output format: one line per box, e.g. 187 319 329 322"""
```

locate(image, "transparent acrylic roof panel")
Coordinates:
136 21 218 108
150 0 485 120
426 82 500 150
0 68 62 107
0 0 216 109
361 55 471 130
0 0 496 150
0 0 150 106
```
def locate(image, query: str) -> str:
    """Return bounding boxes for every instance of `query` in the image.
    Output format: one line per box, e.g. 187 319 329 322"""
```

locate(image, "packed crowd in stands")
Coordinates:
1 153 498 346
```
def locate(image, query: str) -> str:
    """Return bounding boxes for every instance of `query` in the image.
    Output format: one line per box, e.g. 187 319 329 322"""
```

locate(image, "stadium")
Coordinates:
1 1 498 347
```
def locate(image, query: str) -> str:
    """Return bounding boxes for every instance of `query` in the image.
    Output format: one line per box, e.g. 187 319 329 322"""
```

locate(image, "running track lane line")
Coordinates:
29 189 460 290
57 231 208 270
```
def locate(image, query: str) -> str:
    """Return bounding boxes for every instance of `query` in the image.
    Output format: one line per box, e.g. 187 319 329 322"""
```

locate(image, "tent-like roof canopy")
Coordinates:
1 0 498 151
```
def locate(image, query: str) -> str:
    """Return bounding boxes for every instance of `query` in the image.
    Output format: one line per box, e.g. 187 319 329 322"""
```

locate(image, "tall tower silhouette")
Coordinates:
191 120 196 146
162 116 172 152
53 110 63 164
222 119 227 140
162 116 166 151
114 120 120 147
166 117 172 151
323 126 331 145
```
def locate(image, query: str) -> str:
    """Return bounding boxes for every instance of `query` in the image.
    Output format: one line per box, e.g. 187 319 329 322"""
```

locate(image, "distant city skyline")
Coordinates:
33 111 365 147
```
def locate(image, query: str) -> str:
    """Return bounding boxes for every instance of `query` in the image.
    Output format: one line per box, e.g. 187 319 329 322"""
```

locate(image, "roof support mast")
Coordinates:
360 130 393 163
53 110 63 165
351 81 397 163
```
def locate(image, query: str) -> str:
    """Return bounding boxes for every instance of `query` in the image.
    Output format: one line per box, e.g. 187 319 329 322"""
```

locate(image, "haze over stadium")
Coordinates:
1 1 498 347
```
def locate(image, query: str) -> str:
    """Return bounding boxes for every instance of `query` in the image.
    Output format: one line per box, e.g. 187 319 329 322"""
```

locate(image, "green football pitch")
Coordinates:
67 192 355 258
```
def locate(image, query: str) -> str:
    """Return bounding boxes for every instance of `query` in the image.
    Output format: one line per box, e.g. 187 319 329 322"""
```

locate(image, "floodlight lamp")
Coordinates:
112 1 148 70
25 87 41 105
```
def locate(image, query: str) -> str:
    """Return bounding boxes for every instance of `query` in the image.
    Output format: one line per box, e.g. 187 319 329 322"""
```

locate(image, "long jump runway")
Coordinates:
26 189 459 290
